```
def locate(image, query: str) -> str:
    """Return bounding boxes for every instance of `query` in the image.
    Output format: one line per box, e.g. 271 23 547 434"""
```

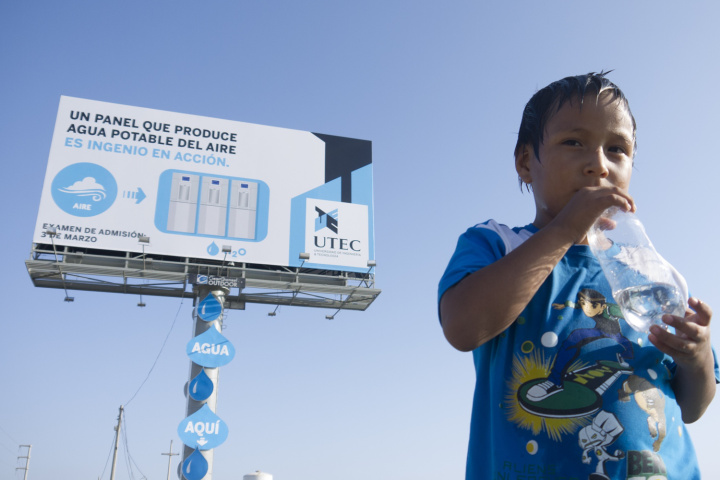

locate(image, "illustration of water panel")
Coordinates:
155 169 269 241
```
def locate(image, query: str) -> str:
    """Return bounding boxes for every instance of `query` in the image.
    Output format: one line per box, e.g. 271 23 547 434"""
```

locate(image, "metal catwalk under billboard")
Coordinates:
33 97 374 272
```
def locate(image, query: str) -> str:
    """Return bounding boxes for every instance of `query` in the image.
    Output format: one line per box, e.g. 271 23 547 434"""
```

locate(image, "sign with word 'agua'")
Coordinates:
186 326 235 368
178 404 229 450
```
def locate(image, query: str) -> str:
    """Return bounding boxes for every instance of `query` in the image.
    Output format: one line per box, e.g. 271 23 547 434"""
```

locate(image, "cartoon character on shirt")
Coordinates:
578 410 625 480
527 289 634 402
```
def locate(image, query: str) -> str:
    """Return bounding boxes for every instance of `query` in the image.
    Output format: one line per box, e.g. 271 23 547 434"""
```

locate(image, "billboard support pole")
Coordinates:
181 285 228 480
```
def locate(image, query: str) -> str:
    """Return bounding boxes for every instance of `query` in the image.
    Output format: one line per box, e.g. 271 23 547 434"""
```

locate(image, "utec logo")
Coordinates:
313 205 361 251
314 206 338 233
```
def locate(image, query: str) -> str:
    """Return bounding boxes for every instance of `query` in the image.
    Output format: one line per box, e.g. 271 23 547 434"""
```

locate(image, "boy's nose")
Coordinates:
583 151 610 178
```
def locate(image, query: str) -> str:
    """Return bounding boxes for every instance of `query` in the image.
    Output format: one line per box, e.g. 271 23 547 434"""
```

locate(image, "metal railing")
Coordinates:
26 243 380 311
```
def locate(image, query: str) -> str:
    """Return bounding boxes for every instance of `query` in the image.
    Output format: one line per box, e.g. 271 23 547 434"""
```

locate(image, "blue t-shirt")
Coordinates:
439 220 719 480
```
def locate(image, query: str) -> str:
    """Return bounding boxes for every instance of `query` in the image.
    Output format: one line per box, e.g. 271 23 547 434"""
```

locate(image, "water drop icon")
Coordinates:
197 293 222 322
189 368 214 401
181 448 208 480
207 242 220 256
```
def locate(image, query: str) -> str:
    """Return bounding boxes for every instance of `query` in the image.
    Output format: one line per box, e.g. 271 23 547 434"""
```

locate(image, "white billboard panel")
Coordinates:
33 97 374 272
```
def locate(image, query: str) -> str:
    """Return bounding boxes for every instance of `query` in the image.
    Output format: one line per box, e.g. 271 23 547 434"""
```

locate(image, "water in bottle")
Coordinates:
587 207 688 333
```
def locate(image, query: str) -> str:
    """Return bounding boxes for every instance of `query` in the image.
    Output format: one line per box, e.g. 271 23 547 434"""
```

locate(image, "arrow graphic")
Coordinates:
197 438 208 446
123 187 146 204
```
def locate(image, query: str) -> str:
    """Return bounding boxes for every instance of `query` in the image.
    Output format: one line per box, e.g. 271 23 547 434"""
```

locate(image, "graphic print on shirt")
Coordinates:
578 410 625 480
517 288 635 418
619 375 666 452
505 288 673 479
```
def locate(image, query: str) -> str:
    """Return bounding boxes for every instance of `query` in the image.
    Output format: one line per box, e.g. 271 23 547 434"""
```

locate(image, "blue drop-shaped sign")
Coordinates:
207 242 219 256
196 293 222 323
186 327 235 367
189 368 214 401
181 448 208 480
178 404 229 450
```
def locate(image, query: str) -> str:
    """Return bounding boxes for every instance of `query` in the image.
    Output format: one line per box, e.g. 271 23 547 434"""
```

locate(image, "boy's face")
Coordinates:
516 93 635 231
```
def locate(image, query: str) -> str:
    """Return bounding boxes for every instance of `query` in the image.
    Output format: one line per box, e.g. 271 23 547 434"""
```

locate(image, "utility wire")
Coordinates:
125 298 185 406
121 412 148 480
0 439 16 456
108 298 184 480
98 434 116 480
0 426 18 445
122 425 133 480
95 298 186 480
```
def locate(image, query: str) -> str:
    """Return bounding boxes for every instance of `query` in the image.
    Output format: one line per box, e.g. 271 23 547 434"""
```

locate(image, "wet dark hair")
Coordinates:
514 71 637 166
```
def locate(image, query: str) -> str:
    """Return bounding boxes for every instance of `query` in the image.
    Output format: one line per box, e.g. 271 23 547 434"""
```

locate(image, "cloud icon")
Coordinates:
58 176 107 201
62 177 106 192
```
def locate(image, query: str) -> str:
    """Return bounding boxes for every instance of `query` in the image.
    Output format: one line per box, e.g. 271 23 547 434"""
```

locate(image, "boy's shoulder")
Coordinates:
438 220 537 300
465 219 537 256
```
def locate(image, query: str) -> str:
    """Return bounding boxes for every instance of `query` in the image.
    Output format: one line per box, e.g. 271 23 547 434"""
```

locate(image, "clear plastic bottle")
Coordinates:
587 207 688 333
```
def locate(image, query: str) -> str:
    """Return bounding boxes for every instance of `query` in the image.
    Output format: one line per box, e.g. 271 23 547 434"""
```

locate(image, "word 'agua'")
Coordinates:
190 342 230 356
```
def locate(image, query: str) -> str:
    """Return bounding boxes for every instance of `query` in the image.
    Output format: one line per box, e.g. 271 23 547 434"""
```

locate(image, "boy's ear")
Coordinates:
515 144 533 184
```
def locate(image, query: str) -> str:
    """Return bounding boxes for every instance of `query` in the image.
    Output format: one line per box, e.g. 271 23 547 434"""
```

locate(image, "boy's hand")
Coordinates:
649 297 713 367
648 297 715 423
548 186 635 244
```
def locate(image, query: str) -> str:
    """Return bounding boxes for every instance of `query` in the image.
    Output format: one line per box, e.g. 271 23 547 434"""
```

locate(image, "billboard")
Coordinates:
32 97 374 272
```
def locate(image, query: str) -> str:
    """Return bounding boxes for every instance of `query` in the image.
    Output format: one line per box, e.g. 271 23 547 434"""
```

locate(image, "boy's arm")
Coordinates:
441 186 635 351
650 298 717 423
441 224 574 351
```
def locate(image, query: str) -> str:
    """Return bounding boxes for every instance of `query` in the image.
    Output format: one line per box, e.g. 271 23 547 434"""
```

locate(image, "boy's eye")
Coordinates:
562 139 581 146
608 146 628 155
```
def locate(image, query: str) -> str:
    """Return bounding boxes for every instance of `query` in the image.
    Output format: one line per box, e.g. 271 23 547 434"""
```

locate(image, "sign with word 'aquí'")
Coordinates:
178 404 229 450
186 327 235 368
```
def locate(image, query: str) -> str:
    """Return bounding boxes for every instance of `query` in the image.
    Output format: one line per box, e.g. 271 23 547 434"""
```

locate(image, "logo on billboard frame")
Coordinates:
192 274 244 289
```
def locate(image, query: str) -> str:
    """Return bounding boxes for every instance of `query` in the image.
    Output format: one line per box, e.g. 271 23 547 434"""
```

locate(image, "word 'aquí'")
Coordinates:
183 420 222 435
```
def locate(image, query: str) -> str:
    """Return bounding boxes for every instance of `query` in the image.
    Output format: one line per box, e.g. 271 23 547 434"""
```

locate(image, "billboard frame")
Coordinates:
25 242 379 312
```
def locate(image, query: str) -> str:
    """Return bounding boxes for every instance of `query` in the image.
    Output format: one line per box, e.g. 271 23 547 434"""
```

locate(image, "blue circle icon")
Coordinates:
51 163 117 217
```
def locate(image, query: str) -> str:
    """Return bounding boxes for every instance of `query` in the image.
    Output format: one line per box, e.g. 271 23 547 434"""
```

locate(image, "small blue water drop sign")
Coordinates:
178 404 229 450
186 327 235 367
181 448 208 480
196 293 222 322
207 242 220 256
188 368 214 401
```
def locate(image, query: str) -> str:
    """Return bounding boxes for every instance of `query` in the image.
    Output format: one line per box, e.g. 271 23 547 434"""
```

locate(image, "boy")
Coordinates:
438 72 717 479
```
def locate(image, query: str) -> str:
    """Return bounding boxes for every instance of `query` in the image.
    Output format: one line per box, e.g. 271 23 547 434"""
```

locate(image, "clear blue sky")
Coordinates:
2 2 719 479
